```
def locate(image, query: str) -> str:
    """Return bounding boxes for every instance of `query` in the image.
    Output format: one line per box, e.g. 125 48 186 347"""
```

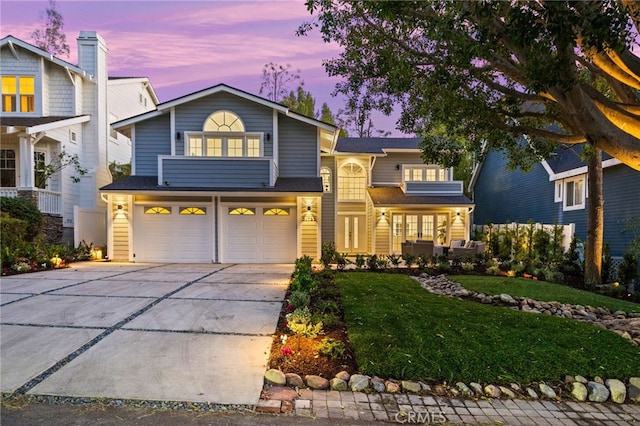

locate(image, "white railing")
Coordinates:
0 187 62 215
37 189 62 215
0 187 18 198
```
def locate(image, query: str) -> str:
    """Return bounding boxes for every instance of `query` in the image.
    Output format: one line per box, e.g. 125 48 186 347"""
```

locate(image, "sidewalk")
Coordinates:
271 388 640 425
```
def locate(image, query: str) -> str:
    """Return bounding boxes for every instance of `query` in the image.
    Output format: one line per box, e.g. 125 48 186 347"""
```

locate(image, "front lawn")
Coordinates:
449 275 640 313
337 272 640 383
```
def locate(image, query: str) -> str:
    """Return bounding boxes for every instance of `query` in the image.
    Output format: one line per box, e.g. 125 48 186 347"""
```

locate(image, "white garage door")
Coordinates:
133 205 212 263
223 206 296 263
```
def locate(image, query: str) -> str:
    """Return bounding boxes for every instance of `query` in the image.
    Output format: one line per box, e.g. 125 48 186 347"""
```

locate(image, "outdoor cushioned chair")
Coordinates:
402 240 435 257
450 240 486 257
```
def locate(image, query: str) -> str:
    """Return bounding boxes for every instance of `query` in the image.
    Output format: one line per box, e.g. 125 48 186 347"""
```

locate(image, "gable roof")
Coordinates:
111 83 338 132
108 77 159 105
544 144 614 174
335 137 422 154
0 35 92 81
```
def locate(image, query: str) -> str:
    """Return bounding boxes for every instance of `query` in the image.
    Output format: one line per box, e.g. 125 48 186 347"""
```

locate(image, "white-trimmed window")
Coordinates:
2 75 35 112
180 207 206 215
403 165 447 182
0 149 16 187
563 176 586 211
338 162 367 201
320 167 332 193
187 110 262 157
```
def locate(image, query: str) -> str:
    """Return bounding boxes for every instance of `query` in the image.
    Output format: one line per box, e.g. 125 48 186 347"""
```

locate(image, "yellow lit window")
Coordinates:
264 208 289 216
247 137 260 157
2 76 34 112
145 206 171 214
227 138 243 157
204 110 245 132
180 207 206 215
206 137 222 157
229 207 255 215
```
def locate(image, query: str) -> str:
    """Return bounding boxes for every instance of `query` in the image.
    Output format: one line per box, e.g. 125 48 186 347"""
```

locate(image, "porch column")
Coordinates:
18 135 34 188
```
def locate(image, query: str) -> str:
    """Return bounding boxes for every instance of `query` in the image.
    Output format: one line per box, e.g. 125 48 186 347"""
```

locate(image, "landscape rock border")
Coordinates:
260 274 640 412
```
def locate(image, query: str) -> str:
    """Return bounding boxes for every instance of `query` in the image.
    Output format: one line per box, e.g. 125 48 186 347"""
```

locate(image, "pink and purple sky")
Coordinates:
0 0 403 135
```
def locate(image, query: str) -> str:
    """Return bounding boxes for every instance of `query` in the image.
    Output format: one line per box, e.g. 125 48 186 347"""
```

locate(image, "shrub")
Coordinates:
289 290 311 309
335 252 348 270
321 241 337 269
313 299 339 315
317 337 346 359
387 254 401 267
618 252 639 288
354 254 366 269
0 197 42 242
287 307 323 339
0 213 28 252
487 265 501 275
312 312 341 329
401 253 416 268
366 254 379 271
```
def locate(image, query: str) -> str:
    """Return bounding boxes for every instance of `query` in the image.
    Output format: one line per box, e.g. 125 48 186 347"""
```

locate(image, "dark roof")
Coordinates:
0 115 82 127
109 76 147 80
335 138 422 154
545 144 613 174
367 187 473 206
101 176 323 193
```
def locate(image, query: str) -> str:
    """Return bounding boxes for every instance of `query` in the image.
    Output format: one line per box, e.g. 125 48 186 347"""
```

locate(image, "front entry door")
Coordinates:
337 214 366 253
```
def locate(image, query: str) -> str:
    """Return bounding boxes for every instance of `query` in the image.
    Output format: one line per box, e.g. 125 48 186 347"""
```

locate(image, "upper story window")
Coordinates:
2 76 35 113
559 175 586 211
403 165 447 182
338 161 367 201
186 110 262 157
320 167 332 193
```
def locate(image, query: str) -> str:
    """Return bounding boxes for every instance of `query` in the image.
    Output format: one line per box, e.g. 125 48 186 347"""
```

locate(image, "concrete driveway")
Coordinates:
0 262 291 406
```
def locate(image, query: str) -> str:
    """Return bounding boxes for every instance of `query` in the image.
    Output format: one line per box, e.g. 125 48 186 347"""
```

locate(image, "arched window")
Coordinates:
320 166 332 193
338 162 366 201
229 207 255 215
187 110 261 157
203 110 244 132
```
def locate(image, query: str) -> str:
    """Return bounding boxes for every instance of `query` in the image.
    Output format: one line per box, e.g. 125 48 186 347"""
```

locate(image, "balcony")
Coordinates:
0 187 62 215
403 181 464 196
158 156 277 188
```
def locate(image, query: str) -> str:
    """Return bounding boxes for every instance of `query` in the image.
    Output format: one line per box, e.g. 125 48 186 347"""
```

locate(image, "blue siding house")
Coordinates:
101 84 475 263
471 145 640 258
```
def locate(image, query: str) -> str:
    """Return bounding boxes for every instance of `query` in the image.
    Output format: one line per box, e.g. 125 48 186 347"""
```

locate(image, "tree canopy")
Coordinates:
301 0 640 171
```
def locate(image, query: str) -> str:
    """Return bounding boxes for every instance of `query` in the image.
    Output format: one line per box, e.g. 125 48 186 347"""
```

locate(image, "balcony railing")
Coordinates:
0 187 62 215
403 180 464 195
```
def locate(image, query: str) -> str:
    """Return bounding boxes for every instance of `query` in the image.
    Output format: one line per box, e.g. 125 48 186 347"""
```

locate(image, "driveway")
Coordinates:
0 262 291 406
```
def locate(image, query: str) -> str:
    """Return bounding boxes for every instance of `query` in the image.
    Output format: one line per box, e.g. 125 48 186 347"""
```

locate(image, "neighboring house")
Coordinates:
0 32 157 245
101 85 474 263
470 145 640 258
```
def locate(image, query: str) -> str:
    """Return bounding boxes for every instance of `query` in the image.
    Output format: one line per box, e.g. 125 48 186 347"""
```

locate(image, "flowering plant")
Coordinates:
281 347 292 357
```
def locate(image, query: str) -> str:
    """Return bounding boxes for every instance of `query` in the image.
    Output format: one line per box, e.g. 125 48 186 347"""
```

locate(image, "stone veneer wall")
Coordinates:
17 190 64 244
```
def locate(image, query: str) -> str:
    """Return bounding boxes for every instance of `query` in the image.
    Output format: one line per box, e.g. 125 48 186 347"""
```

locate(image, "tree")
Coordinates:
282 86 318 118
31 0 69 57
301 0 640 285
109 161 131 182
259 63 303 102
35 150 88 189
336 87 391 137
320 102 348 137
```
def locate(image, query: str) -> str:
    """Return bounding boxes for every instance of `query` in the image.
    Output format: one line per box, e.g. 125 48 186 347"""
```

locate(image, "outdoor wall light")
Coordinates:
381 211 386 216
395 164 400 170
176 132 181 140
307 205 312 212
117 204 123 210
266 133 271 141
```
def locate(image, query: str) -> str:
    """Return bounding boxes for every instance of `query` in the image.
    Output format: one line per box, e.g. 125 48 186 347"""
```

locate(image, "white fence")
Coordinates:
74 206 107 248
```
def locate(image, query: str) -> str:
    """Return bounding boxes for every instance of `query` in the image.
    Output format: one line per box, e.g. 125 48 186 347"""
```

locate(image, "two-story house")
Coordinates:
101 84 474 263
470 145 640 259
0 32 157 245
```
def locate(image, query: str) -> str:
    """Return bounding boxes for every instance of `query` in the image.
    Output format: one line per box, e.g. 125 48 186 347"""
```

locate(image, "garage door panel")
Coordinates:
224 206 296 263
133 205 212 263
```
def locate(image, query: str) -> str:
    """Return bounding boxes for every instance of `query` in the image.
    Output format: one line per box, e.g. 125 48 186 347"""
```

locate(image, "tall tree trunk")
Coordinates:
584 148 604 288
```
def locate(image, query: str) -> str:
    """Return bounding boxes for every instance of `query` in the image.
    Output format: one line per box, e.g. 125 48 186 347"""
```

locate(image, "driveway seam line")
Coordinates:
8 264 238 397
0 264 168 307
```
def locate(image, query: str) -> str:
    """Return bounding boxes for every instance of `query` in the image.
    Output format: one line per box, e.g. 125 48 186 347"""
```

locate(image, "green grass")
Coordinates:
449 275 640 314
337 272 640 383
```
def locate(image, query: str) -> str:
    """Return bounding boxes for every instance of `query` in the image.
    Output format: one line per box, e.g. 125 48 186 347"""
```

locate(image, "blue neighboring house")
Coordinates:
470 144 640 259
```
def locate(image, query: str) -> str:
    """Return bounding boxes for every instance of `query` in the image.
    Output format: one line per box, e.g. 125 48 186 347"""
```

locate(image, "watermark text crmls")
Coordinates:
394 409 447 424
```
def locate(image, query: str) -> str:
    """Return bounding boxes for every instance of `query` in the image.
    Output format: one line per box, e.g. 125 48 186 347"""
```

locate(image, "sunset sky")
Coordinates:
0 0 403 134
